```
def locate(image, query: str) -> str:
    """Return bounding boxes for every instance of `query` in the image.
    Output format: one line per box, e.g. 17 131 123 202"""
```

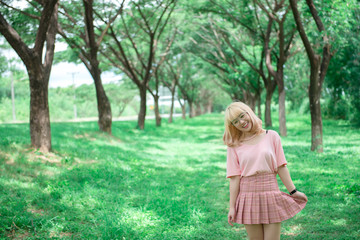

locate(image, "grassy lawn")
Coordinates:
0 113 359 239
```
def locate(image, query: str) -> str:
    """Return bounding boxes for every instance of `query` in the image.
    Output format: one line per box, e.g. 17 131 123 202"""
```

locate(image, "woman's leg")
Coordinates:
263 222 281 240
244 224 264 240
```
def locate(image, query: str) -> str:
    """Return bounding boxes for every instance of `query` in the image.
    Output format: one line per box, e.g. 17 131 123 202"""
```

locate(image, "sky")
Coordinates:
1 41 120 88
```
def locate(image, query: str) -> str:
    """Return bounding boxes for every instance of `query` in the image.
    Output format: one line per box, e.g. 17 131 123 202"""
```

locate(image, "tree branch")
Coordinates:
289 0 316 64
0 1 40 20
34 0 58 55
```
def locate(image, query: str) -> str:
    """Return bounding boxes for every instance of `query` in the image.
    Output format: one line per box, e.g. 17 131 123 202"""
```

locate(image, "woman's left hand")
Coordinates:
291 191 308 201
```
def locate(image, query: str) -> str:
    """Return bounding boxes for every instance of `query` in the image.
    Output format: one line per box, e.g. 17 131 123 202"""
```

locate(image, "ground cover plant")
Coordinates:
0 113 359 239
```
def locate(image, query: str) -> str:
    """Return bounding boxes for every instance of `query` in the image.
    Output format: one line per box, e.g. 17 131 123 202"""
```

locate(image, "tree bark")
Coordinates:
309 56 323 151
137 86 147 129
265 87 274 127
189 101 195 118
168 88 175 123
264 16 287 136
29 65 52 152
195 102 202 116
206 99 213 114
83 0 112 134
153 95 162 127
257 94 261 120
89 67 112 133
178 98 186 119
278 74 287 136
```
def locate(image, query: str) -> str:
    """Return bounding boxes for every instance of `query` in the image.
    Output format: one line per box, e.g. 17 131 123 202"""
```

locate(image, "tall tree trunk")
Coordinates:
168 89 175 123
179 99 186 119
29 68 51 152
137 86 147 129
206 99 213 113
189 101 195 118
195 102 202 116
0 0 58 152
91 67 112 133
277 21 287 137
154 95 161 126
83 0 112 134
265 88 274 127
278 73 287 136
309 57 323 152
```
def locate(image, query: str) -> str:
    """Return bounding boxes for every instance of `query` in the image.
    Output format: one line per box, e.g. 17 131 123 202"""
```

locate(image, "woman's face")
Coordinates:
231 111 252 132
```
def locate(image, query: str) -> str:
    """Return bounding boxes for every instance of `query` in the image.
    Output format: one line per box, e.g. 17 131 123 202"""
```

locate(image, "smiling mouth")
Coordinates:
242 122 249 128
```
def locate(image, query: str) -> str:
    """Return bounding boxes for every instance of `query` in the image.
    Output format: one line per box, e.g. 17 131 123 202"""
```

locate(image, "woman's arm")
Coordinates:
278 165 308 201
228 175 241 226
277 165 296 192
229 175 241 209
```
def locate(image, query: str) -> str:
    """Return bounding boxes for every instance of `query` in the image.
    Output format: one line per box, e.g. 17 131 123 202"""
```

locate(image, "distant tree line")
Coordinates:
0 0 358 153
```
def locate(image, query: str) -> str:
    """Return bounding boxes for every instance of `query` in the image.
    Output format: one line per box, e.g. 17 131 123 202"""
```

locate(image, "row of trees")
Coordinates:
0 0 358 153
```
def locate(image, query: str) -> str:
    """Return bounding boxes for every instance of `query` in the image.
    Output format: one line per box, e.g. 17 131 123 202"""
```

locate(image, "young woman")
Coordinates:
224 102 307 240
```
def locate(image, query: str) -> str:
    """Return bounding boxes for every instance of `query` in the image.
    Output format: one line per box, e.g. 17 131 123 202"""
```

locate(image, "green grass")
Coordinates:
0 113 359 239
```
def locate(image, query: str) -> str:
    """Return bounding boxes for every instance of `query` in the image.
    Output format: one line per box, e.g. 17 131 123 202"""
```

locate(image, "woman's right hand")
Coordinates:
228 208 236 226
291 191 308 201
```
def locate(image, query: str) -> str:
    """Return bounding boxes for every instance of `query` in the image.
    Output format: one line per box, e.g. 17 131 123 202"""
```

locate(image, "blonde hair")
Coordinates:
223 101 263 147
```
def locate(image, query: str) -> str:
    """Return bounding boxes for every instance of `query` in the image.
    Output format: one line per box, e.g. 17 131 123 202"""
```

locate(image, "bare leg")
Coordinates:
244 224 264 240
263 222 281 240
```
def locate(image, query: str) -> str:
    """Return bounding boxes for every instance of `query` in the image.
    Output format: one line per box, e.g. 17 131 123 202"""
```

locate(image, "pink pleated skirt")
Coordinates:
234 173 307 224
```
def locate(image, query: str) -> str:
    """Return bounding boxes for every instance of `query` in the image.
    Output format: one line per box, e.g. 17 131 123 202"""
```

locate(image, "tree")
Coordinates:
255 0 299 136
289 0 335 152
194 0 276 126
188 14 262 110
164 58 181 123
102 0 176 129
324 3 360 125
57 0 123 134
0 0 58 152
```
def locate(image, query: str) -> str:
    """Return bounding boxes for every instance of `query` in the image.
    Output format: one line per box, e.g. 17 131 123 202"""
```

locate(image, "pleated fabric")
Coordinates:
234 173 307 224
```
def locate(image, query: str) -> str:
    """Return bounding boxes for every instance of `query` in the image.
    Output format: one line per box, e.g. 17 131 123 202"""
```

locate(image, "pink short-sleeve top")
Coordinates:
226 130 288 178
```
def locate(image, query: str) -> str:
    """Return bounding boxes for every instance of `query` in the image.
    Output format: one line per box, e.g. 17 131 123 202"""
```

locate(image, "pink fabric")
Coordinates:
226 130 287 178
233 173 307 224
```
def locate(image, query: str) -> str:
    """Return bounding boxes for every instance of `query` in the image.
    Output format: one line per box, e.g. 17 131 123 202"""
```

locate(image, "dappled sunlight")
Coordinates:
330 218 347 226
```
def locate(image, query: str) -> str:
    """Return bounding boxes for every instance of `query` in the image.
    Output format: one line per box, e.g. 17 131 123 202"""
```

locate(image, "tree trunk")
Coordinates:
244 91 256 111
137 86 147 129
91 68 112 134
168 89 175 123
179 99 186 119
206 99 213 113
195 102 202 116
154 95 162 126
29 68 51 152
189 101 195 118
309 57 323 152
265 87 274 127
0 0 58 152
278 74 287 136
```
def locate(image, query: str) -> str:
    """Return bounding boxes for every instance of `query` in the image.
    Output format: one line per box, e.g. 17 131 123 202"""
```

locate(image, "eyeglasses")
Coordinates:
231 112 247 126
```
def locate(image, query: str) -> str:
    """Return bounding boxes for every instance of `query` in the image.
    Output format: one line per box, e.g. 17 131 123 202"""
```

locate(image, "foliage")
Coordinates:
323 4 360 125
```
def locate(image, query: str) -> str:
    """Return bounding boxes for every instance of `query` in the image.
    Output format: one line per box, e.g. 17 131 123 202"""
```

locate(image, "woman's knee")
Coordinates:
263 222 281 240
244 224 264 240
